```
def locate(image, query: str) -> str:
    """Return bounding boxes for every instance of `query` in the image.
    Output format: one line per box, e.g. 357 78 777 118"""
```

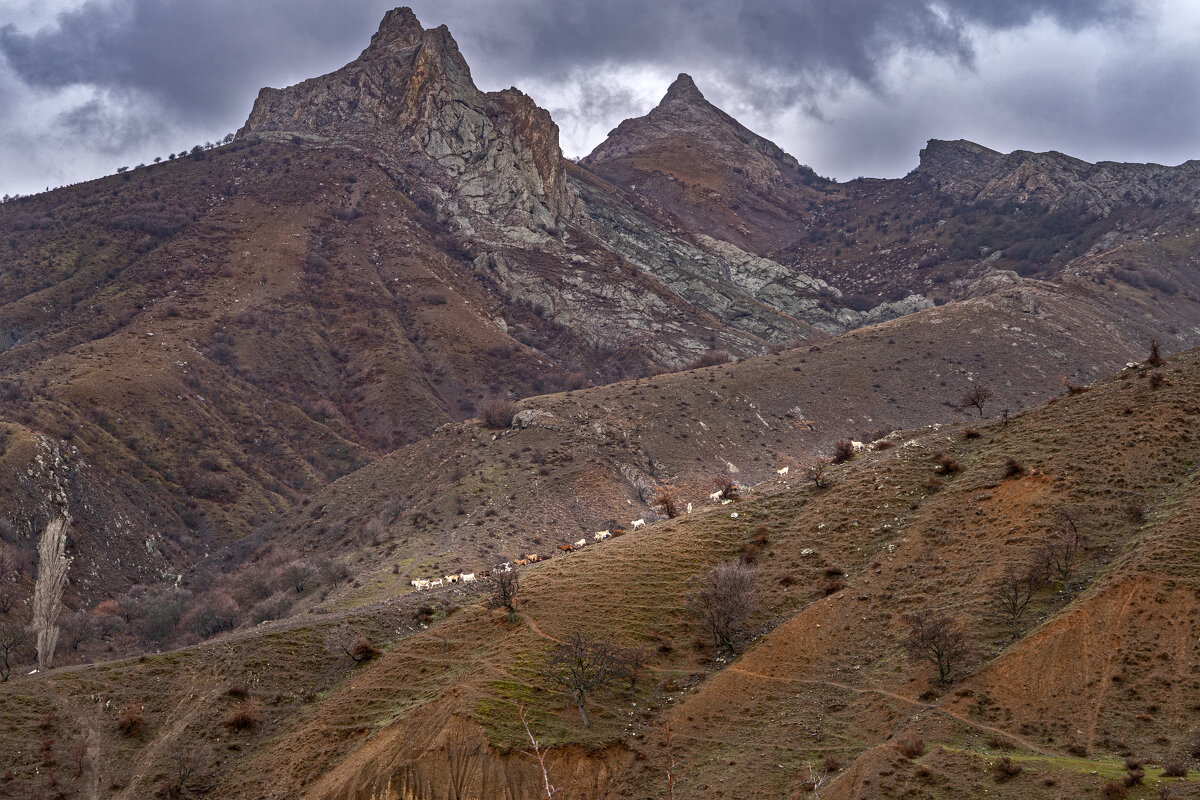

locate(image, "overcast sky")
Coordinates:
2 0 1198 198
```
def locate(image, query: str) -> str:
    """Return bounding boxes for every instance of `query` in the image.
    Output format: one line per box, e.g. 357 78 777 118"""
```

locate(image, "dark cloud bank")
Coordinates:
3 0 1194 196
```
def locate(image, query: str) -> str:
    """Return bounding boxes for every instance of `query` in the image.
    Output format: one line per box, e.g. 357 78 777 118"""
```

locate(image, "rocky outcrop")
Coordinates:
914 138 1200 214
240 7 585 240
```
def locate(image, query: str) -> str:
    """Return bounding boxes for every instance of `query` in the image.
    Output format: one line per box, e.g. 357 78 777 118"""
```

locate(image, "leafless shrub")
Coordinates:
933 452 962 475
611 646 651 701
541 629 614 727
518 705 559 799
277 560 315 593
420 291 448 305
1034 511 1085 596
903 613 971 683
478 398 518 429
710 475 740 501
116 703 145 737
224 700 261 731
895 736 925 759
992 756 1022 781
1003 458 1025 478
963 427 981 439
651 485 681 519
182 591 239 638
1161 758 1188 777
806 460 830 489
1148 371 1165 388
1146 338 1164 367
488 570 519 623
248 593 292 624
831 440 855 464
687 561 758 653
0 618 28 682
686 349 731 369
960 385 996 418
990 564 1042 640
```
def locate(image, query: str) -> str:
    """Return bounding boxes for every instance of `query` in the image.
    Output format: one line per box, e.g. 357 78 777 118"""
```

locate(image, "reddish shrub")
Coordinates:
117 704 145 737
895 737 925 759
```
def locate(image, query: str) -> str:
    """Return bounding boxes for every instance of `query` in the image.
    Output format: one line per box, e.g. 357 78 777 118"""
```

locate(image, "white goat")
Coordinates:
686 502 693 514
708 491 722 502
850 440 865 452
593 530 612 541
444 574 460 584
574 538 588 548
430 578 444 588
776 466 789 476
459 572 476 583
631 519 646 530
412 579 431 591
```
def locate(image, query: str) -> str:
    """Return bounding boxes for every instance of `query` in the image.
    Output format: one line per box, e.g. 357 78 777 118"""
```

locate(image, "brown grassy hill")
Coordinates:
4 346 1200 799
249 270 1200 602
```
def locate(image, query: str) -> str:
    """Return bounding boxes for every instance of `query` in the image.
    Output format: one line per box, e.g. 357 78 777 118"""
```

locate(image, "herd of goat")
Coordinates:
404 455 844 592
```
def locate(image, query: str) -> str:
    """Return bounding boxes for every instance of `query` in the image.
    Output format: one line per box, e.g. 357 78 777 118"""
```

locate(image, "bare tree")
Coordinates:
169 742 213 797
32 516 70 671
611 645 651 701
903 612 971 684
806 460 830 489
489 570 520 623
961 384 996 418
711 475 740 501
59 609 94 652
990 565 1042 641
1035 512 1085 596
278 560 315 593
652 484 682 519
542 629 613 727
687 561 758 653
0 618 28 681
518 706 558 799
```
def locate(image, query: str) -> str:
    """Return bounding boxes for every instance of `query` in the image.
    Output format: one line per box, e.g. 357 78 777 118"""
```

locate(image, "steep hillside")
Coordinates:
4 348 1200 799
251 270 1199 595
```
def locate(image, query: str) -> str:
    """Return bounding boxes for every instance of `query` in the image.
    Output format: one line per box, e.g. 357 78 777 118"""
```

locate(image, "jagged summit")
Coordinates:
661 72 706 105
363 6 427 54
240 6 582 238
581 72 829 254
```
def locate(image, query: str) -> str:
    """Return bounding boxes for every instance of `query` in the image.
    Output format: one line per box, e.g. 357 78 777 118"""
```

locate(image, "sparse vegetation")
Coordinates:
687 561 757 653
488 570 519 623
960 384 996 418
903 613 970 683
541 629 613 727
478 398 519 429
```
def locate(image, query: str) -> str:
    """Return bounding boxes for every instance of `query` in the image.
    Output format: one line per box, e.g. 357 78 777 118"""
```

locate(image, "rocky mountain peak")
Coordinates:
239 7 584 240
362 6 426 54
661 73 706 106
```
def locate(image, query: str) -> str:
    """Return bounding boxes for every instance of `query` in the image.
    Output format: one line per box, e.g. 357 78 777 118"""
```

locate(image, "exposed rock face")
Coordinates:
241 8 584 240
582 73 834 254
915 138 1200 213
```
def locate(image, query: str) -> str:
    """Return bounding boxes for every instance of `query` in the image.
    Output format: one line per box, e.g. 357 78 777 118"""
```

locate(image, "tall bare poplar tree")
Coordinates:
32 516 70 671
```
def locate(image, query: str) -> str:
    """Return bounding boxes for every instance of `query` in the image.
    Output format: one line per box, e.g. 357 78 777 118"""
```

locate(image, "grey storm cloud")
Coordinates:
0 0 1184 196
1 0 1132 117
